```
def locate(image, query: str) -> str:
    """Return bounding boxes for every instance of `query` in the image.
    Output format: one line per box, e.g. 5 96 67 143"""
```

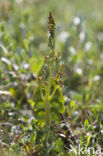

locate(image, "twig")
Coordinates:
0 123 14 127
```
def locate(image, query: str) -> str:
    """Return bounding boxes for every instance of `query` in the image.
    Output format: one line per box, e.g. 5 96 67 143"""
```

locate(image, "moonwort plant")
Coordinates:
33 11 65 129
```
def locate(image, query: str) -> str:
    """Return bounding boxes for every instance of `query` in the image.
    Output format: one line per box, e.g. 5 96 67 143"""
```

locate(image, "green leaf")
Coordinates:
33 87 45 109
30 57 44 75
36 110 45 122
50 101 65 113
86 133 91 147
24 39 29 51
28 99 35 107
84 119 89 128
33 85 65 122
50 86 65 113
70 100 75 108
50 107 61 122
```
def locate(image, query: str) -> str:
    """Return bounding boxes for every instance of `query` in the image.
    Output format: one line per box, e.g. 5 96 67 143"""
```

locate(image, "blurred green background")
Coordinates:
0 0 103 154
0 0 103 108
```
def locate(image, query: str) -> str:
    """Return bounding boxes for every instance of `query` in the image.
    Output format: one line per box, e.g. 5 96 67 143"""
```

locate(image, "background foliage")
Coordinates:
0 0 103 155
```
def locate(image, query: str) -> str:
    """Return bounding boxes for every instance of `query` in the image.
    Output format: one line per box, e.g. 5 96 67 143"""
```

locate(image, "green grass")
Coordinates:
0 0 103 155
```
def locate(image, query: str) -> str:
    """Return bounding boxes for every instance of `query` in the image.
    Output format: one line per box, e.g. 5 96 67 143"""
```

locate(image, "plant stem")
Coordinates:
44 64 54 127
44 43 55 127
44 11 55 129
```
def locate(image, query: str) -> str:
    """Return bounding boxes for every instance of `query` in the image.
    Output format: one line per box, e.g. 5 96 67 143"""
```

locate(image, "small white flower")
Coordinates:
8 112 13 116
86 132 90 136
75 68 82 75
79 32 85 41
97 32 103 41
28 117 35 123
73 111 79 116
92 75 100 81
69 46 77 55
101 130 103 134
64 96 68 101
73 17 80 25
29 126 33 130
84 42 92 52
59 61 64 66
24 63 29 69
58 31 69 42
100 54 103 59
88 59 93 65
